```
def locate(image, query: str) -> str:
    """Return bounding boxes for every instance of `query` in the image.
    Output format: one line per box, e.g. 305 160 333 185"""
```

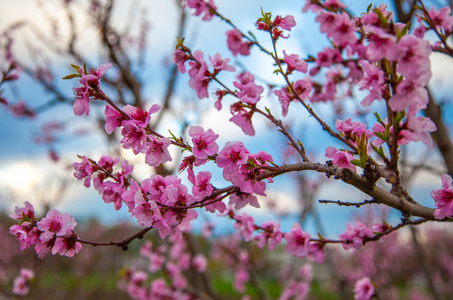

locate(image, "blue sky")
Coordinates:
0 0 451 237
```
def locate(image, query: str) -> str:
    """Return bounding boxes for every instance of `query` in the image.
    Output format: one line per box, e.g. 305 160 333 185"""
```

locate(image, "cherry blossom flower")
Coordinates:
9 201 35 221
428 6 453 33
120 121 147 154
233 268 249 293
37 209 77 239
216 141 250 179
104 105 125 134
172 49 190 73
230 103 255 136
329 12 357 46
388 79 429 114
285 223 311 259
325 146 357 171
226 29 251 56
73 64 112 116
233 213 256 241
229 192 260 210
274 15 297 31
52 234 82 257
254 220 283 250
279 280 309 300
233 72 264 105
307 242 325 264
283 50 308 74
364 26 400 62
339 222 374 252
397 35 431 82
192 171 214 198
209 53 236 72
189 126 219 159
73 155 97 188
354 277 375 300
359 60 384 106
192 254 208 272
144 136 172 167
431 173 453 220
12 268 34 296
186 0 217 21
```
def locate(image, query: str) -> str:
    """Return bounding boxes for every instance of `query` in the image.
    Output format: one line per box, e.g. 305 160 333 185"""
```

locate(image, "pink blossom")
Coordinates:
233 268 249 293
104 105 126 134
361 4 394 27
354 277 375 300
192 171 214 198
10 201 35 221
364 26 401 61
359 60 384 106
172 49 190 73
10 100 36 118
226 29 251 56
283 50 308 74
233 72 264 105
72 155 97 188
406 114 436 147
316 11 339 34
100 181 128 210
431 173 453 220
121 179 140 212
279 280 309 300
192 254 208 272
307 242 325 264
233 213 256 242
144 136 172 167
186 0 217 21
230 103 255 136
216 141 250 179
254 220 283 250
397 35 431 82
335 118 372 141
209 53 236 72
229 192 260 210
12 268 34 296
188 50 211 99
204 199 227 213
52 234 82 257
131 194 162 227
388 79 428 114
123 103 161 128
329 12 357 46
285 223 311 259
72 64 112 116
273 87 293 117
37 209 77 239
10 223 40 251
339 222 375 252
275 15 296 31
120 121 147 154
316 47 342 68
189 125 219 159
428 6 453 33
325 146 357 172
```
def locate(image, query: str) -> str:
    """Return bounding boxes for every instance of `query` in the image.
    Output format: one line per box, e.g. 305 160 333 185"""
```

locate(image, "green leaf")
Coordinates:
62 73 80 80
374 112 384 125
83 63 88 75
351 159 365 168
367 3 373 13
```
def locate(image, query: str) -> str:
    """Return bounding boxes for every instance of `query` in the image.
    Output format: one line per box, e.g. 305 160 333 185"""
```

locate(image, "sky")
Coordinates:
0 0 452 238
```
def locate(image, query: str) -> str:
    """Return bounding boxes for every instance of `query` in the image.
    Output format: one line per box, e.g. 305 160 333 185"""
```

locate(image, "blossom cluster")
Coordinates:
12 268 35 296
9 201 81 258
120 238 208 299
